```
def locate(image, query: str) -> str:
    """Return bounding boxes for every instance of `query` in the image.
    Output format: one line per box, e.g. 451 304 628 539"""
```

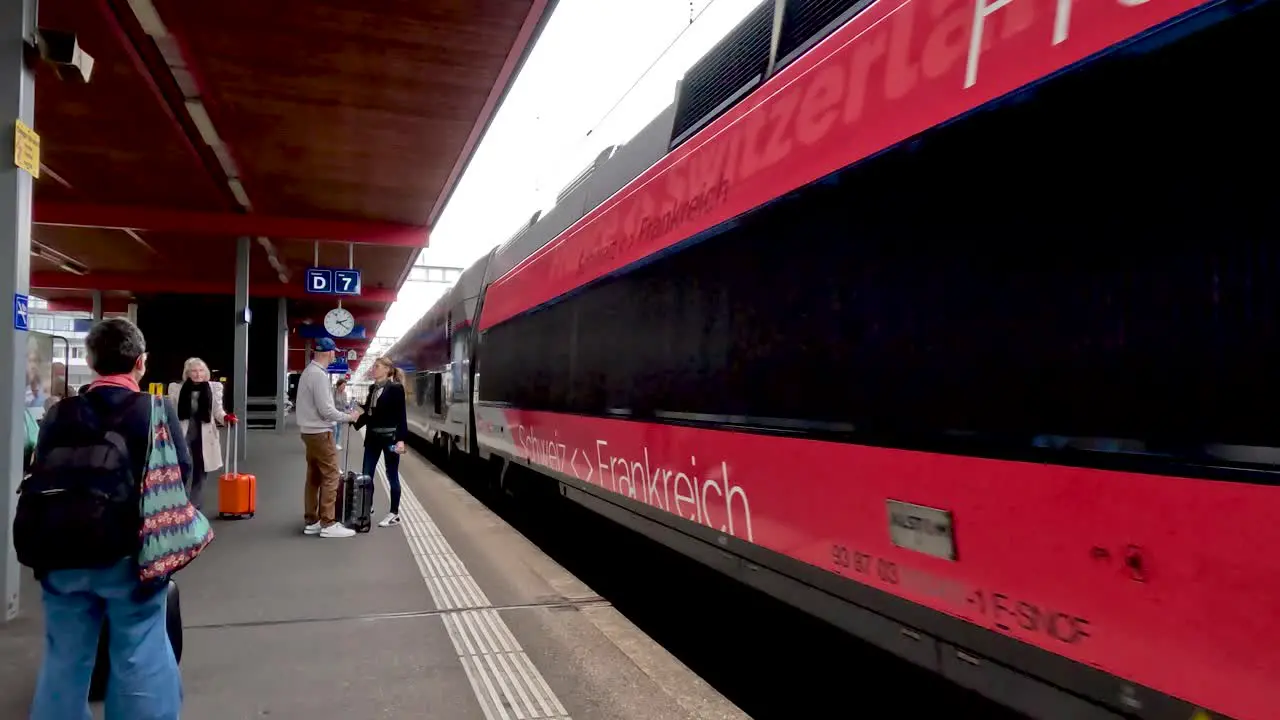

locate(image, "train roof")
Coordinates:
385 0 866 362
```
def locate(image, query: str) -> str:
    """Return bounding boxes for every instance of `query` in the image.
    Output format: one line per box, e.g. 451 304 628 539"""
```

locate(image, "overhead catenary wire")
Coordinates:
583 0 726 139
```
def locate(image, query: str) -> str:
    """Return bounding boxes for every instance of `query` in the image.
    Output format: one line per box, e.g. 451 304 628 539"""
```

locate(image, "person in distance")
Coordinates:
354 355 409 528
296 337 361 538
168 357 230 512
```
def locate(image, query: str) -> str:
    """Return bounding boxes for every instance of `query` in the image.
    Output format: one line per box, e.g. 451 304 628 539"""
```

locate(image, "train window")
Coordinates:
480 22 1280 464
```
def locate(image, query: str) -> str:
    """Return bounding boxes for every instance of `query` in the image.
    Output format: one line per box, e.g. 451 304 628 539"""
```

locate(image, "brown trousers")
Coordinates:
301 432 341 526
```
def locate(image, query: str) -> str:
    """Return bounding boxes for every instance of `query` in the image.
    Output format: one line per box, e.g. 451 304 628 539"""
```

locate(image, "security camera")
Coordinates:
33 28 95 84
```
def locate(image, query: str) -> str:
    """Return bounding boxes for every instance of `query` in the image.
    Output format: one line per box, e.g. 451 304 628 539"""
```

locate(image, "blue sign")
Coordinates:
298 323 366 340
305 268 333 294
326 358 349 374
334 269 362 296
13 293 28 331
306 267 363 296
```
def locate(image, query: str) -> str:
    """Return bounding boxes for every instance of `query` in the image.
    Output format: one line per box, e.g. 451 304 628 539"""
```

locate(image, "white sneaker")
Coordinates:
320 523 356 538
303 522 322 535
378 513 401 528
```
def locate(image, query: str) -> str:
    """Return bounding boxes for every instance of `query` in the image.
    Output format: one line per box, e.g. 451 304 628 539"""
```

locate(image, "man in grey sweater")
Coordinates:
296 338 361 538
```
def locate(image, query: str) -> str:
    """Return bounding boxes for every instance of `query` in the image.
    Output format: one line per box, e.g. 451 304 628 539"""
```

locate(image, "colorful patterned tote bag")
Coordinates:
138 393 214 581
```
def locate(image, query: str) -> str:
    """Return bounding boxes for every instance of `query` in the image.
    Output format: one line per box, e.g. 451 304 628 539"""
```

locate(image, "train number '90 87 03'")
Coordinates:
831 544 898 583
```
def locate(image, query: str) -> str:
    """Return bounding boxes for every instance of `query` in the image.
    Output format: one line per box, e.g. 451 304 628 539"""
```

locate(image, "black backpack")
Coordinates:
13 393 143 573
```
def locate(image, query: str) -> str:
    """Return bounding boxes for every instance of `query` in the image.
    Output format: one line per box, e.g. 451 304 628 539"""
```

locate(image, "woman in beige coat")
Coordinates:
168 357 227 511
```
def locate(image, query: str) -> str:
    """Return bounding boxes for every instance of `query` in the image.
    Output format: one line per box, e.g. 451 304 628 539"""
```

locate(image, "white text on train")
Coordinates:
594 440 754 542
966 0 1154 88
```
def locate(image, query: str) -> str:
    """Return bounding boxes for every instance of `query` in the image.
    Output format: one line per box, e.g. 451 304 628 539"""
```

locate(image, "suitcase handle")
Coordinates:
342 425 351 475
224 425 237 475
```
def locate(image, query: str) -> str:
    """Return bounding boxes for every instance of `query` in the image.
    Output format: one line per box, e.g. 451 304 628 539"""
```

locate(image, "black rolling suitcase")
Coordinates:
336 439 374 533
89 579 182 702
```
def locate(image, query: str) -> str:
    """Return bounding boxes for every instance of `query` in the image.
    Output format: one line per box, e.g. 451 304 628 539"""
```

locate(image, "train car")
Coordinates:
400 255 493 455
389 0 1279 717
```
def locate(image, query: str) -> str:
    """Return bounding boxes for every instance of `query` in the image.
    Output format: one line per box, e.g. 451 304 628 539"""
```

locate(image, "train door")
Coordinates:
450 330 467 404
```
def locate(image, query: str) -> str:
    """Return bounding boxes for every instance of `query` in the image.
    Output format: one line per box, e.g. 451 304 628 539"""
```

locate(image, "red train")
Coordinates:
389 0 1279 717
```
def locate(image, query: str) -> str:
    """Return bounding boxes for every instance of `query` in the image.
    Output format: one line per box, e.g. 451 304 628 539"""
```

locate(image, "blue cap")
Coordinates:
314 337 338 352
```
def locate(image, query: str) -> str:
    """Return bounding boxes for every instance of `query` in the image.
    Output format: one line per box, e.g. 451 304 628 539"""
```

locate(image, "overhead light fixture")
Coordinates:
184 100 222 148
31 242 89 275
227 178 252 209
126 0 170 37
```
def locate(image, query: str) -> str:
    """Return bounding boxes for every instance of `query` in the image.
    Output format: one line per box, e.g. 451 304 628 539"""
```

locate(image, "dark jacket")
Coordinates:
36 387 193 492
354 381 408 442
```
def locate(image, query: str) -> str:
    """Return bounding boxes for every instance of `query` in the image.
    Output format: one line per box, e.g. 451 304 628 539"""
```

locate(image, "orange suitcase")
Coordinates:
217 427 256 519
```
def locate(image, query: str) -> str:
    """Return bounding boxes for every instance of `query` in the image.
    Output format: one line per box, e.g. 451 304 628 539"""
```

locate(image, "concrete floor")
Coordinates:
0 421 748 720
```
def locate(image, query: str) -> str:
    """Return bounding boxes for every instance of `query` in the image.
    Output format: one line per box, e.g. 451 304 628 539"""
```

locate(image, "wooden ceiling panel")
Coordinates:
33 226 156 274
29 0 551 320
153 0 535 225
34 0 225 211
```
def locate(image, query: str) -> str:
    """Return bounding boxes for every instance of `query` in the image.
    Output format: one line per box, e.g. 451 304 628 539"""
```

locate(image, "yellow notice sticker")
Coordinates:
13 119 39 178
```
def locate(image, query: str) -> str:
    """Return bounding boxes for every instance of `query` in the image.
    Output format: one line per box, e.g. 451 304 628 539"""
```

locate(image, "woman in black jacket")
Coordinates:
355 356 409 528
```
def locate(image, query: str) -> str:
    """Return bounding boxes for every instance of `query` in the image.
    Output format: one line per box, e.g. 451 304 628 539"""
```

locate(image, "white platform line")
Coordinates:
366 436 571 720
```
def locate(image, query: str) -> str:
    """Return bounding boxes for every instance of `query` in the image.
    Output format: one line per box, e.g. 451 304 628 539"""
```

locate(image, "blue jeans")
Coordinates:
31 558 181 720
363 437 401 514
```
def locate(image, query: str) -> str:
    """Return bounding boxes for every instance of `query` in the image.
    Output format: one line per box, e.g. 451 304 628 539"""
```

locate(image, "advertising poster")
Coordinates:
24 331 60 422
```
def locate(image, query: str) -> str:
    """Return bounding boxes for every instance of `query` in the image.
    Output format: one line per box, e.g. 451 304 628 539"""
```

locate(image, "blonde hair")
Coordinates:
182 357 210 381
375 356 405 384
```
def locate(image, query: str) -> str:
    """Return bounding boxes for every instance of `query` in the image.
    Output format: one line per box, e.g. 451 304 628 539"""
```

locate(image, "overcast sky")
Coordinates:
361 0 760 372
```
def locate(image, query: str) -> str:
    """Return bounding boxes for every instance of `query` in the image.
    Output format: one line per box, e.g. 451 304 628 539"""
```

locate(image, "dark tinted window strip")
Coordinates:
474 401 1280 488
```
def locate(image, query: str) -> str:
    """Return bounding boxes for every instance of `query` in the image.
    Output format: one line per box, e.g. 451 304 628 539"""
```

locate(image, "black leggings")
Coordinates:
186 424 206 510
362 437 401 514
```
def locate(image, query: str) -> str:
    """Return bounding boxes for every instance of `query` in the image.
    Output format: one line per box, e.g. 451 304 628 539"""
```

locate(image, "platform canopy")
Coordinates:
28 0 555 352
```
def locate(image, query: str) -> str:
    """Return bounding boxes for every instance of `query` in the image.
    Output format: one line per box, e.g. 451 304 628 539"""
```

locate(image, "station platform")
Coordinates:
0 422 746 720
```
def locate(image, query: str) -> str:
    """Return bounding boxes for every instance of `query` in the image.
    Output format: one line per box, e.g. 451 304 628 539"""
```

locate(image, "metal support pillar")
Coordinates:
233 236 249 463
0 0 37 623
91 290 103 321
275 297 286 432
126 302 138 325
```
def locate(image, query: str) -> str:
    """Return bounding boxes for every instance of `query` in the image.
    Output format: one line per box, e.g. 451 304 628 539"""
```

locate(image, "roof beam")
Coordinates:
33 203 429 247
45 298 131 313
32 272 397 303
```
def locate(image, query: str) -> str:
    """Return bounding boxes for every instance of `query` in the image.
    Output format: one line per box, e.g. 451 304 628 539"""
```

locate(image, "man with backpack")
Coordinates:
16 318 190 719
